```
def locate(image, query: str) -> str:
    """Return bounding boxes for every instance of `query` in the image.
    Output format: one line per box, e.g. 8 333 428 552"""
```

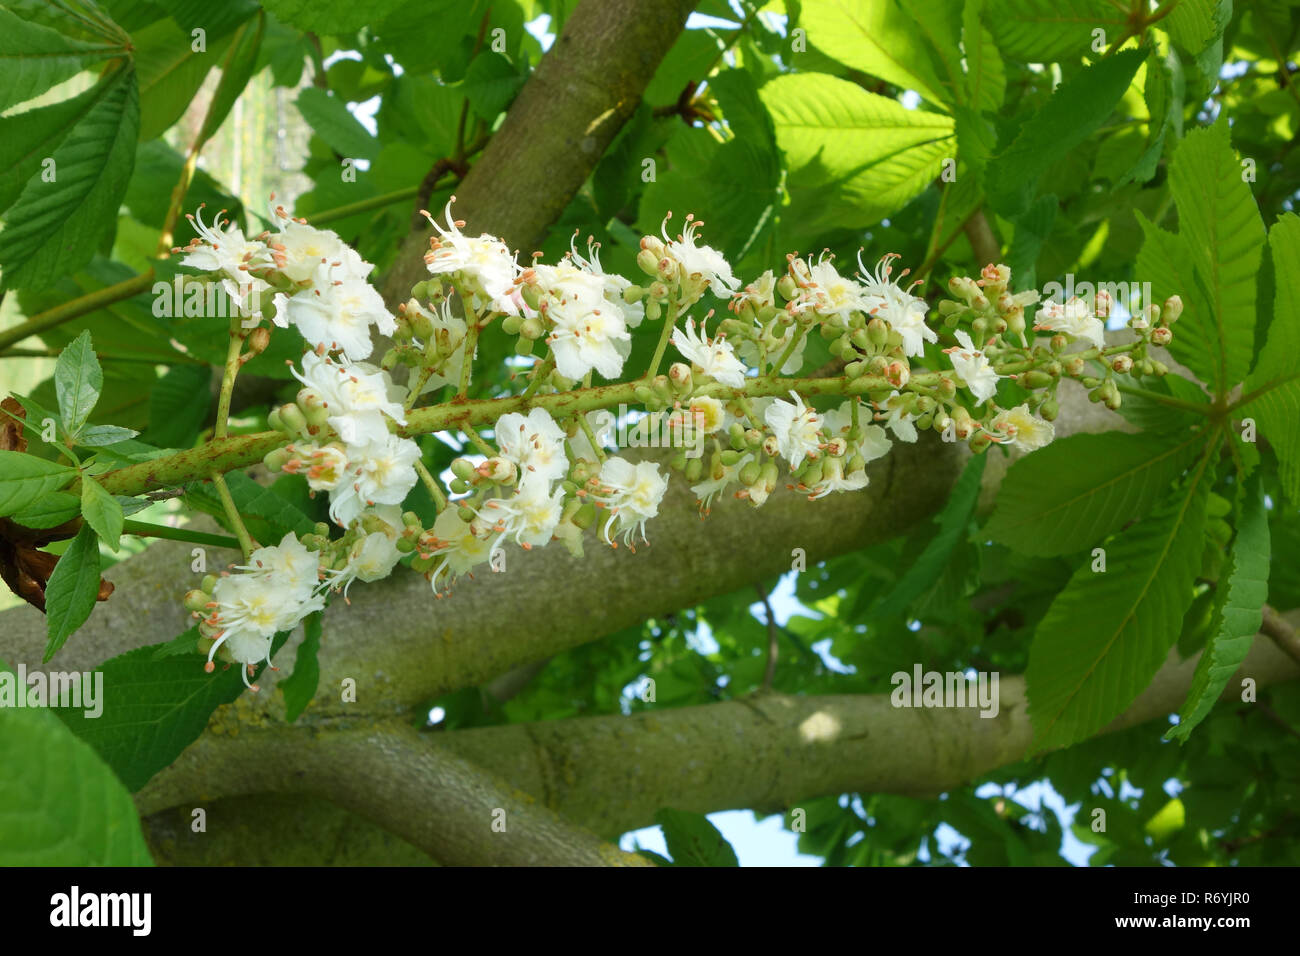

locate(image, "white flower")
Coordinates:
292 352 407 450
858 252 935 358
691 451 754 513
266 211 372 284
282 441 351 492
480 475 566 551
237 532 322 607
807 456 870 499
494 407 569 485
180 204 274 284
566 233 644 327
592 456 668 547
874 391 918 443
422 198 521 315
426 508 493 595
945 330 1001 405
989 403 1055 451
281 271 395 361
327 434 421 527
822 401 892 463
663 214 739 300
765 390 824 468
798 257 872 323
546 293 631 381
730 269 777 313
671 318 748 387
1034 296 1105 350
323 531 403 601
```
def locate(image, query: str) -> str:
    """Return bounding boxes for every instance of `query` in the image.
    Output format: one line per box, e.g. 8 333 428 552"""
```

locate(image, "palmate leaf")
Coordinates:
54 329 102 437
296 87 380 160
133 16 225 142
797 0 948 106
982 0 1127 62
1026 453 1213 752
1166 475 1269 742
1240 213 1300 502
0 451 76 517
0 64 140 292
984 49 1143 218
0 664 152 866
984 430 1207 557
0 6 125 114
1163 121 1265 394
55 630 292 792
760 72 954 233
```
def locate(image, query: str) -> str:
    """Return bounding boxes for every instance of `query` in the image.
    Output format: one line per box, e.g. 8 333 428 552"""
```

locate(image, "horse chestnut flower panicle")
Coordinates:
168 196 1167 688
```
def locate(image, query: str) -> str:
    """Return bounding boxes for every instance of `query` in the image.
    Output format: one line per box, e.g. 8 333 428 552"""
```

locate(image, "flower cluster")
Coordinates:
174 196 1177 687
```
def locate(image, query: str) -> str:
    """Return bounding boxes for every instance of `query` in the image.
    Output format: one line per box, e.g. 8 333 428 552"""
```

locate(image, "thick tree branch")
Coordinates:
380 0 697 306
136 618 1300 843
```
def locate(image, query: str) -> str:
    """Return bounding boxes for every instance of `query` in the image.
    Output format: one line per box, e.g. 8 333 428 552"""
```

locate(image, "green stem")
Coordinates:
0 271 156 354
122 519 242 550
521 355 555 399
771 325 807 375
310 186 420 227
1115 383 1212 415
646 300 679 381
414 458 447 512
214 319 244 440
210 471 254 558
457 317 480 399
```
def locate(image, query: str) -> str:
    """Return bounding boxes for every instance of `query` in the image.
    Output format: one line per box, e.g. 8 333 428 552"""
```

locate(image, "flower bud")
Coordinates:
739 460 762 487
1064 356 1086 377
1150 326 1173 346
684 456 703 482
501 314 523 335
636 248 661 277
514 336 535 356
668 362 693 393
1040 397 1059 421
519 317 545 340
776 274 799 301
241 326 271 363
263 446 293 472
885 361 909 388
201 574 218 593
1111 355 1134 374
184 589 210 613
450 457 479 482
762 435 781 457
280 401 312 437
1020 370 1053 389
1162 295 1182 325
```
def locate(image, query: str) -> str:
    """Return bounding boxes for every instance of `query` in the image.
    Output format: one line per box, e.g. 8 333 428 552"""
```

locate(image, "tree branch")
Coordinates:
380 0 697 306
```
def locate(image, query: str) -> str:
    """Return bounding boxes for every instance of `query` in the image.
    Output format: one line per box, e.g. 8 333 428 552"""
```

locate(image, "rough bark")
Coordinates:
380 0 698 306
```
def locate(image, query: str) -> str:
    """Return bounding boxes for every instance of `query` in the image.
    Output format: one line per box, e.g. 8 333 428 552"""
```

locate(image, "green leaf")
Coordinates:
962 0 1005 111
259 0 407 35
43 523 102 662
0 669 152 866
280 610 322 723
1163 120 1265 393
144 364 211 449
9 491 80 529
55 630 291 792
798 0 948 105
296 87 380 160
460 51 522 121
984 49 1143 218
1162 0 1228 53
80 476 123 550
869 453 986 621
984 431 1206 557
1026 459 1212 751
54 330 103 438
1166 475 1269 741
184 470 317 543
133 17 221 142
655 808 739 866
0 450 77 517
983 0 1125 62
77 424 139 447
196 11 265 144
1240 214 1300 502
760 72 954 231
0 6 125 114
0 65 140 291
